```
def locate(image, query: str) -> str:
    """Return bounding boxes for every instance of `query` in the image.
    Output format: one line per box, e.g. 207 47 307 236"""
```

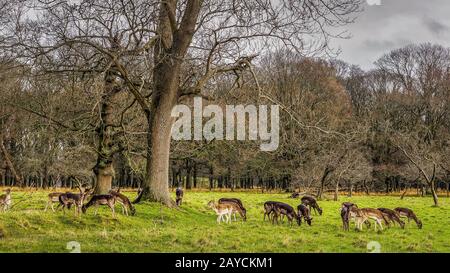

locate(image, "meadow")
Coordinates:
0 189 449 253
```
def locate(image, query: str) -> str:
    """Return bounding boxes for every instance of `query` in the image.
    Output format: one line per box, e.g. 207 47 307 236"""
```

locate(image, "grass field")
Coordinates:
0 189 449 253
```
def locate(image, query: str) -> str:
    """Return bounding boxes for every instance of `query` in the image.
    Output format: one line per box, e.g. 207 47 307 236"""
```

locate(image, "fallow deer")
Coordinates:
82 194 116 217
0 189 12 212
263 201 283 221
109 189 136 216
301 196 323 215
297 204 312 226
45 192 65 212
59 188 91 216
176 187 184 206
341 202 357 231
349 207 387 232
272 202 300 226
377 208 405 229
394 207 422 229
207 200 237 224
219 198 247 221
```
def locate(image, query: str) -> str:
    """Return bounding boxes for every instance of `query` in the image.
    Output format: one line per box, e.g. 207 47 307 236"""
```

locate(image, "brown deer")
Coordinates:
207 200 237 224
349 207 387 232
341 202 358 231
301 196 323 215
59 188 91 216
377 208 405 229
297 204 312 226
176 187 184 206
45 192 65 212
394 207 422 229
0 189 12 212
82 194 116 217
272 202 300 226
263 201 284 221
219 198 247 221
109 189 136 216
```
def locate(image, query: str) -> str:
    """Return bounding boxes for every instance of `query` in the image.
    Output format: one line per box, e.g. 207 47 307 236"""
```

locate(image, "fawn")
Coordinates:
109 189 136 216
219 198 247 221
394 207 422 229
207 200 237 224
349 207 387 232
82 194 117 217
0 189 12 212
301 196 323 215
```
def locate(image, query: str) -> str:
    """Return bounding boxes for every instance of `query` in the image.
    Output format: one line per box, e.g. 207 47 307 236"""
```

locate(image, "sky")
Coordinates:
332 0 450 70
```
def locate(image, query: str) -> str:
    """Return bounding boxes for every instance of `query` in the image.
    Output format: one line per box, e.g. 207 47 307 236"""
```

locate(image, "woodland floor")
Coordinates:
0 189 449 253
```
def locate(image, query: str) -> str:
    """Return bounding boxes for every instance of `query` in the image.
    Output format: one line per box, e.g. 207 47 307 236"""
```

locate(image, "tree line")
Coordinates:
0 1 449 206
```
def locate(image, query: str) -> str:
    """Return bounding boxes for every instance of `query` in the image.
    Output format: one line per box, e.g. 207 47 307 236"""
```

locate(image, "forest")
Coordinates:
0 0 449 208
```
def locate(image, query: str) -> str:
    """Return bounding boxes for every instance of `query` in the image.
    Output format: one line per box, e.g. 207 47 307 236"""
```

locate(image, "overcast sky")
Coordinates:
332 0 450 70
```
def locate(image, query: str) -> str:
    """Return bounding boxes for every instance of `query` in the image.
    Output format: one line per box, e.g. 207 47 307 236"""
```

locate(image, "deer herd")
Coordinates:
1 187 424 232
207 194 423 232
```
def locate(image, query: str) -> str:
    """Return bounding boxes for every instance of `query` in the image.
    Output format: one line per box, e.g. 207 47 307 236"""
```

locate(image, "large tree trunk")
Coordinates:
93 66 122 194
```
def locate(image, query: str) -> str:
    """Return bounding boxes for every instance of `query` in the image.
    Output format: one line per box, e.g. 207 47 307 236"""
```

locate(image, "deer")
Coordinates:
109 189 136 216
176 187 184 206
394 207 423 229
0 188 12 212
207 200 237 224
263 201 284 221
297 204 312 226
341 202 358 231
271 202 300 226
45 192 65 212
58 187 91 216
377 208 405 229
219 198 247 221
349 206 387 232
301 196 323 215
82 194 116 217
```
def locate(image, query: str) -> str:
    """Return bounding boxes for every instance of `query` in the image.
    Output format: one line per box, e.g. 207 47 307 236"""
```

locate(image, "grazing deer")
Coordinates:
301 196 323 215
394 207 422 229
59 188 91 216
207 200 237 224
219 198 247 221
0 189 12 212
349 207 387 232
377 208 405 229
272 202 300 226
82 194 116 217
264 201 283 221
297 204 312 226
45 192 65 212
109 189 136 216
176 187 184 206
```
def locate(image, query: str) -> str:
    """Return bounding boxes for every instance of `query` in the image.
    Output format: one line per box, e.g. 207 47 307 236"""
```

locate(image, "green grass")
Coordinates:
0 190 449 253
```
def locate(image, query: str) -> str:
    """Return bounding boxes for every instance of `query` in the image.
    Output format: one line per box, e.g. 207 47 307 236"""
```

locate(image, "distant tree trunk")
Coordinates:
334 180 339 201
0 132 23 186
317 166 334 199
209 166 214 190
348 182 353 197
363 180 370 195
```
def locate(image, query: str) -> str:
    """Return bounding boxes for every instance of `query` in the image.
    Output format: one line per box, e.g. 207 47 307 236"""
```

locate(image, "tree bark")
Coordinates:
93 65 122 194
